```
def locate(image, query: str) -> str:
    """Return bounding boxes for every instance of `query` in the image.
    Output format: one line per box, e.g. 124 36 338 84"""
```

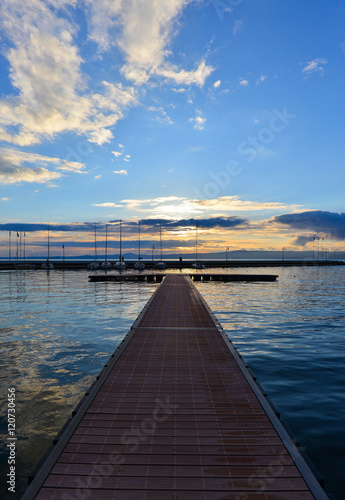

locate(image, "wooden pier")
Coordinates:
23 275 328 499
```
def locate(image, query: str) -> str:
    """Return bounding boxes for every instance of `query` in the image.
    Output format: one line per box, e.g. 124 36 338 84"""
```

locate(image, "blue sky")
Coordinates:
1 0 345 257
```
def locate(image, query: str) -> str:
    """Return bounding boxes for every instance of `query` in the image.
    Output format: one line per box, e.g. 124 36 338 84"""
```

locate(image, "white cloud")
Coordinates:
57 161 86 173
302 58 327 76
112 151 123 158
0 147 86 185
239 78 249 87
110 195 302 219
193 196 301 212
112 169 127 175
94 175 101 179
0 1 138 146
118 143 125 149
148 105 174 125
85 0 213 87
154 60 214 87
189 111 206 130
213 80 221 88
85 0 122 51
256 75 267 85
92 202 124 208
233 20 243 36
1 197 9 201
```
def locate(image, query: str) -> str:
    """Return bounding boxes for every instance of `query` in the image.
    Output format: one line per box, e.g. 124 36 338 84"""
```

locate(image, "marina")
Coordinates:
0 259 344 271
22 274 329 499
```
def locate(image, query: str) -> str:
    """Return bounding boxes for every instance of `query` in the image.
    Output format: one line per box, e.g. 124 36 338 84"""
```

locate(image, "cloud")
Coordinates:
110 195 300 219
0 222 106 233
0 217 246 236
290 235 316 247
0 148 86 185
138 216 247 229
302 58 327 76
256 75 267 85
112 151 123 157
213 80 221 88
233 20 243 36
112 170 127 175
154 60 213 87
0 1 138 146
239 78 249 87
272 210 345 240
92 202 124 208
1 197 9 201
193 196 300 212
189 111 206 130
148 105 174 125
85 0 213 87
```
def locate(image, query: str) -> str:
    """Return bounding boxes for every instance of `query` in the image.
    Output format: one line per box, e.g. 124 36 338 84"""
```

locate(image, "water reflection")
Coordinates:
196 266 345 498
1 267 345 498
0 270 156 498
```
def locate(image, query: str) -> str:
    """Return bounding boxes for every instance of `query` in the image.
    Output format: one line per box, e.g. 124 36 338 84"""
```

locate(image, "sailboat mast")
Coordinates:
105 224 108 262
94 225 97 261
47 224 50 262
119 220 122 260
160 223 163 261
9 231 11 261
138 221 141 260
195 223 198 262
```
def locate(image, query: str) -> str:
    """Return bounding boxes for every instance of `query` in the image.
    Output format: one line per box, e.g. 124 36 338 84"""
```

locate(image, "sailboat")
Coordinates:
134 220 145 271
13 231 36 269
41 224 54 269
101 224 112 270
192 222 205 269
88 225 99 270
155 223 166 270
114 220 126 271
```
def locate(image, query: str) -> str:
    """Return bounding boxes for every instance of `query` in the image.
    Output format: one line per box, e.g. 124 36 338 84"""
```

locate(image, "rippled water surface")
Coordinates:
1 267 345 499
195 266 345 499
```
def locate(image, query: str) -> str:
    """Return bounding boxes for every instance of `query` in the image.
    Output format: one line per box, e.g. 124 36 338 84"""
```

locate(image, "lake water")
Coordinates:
0 266 344 499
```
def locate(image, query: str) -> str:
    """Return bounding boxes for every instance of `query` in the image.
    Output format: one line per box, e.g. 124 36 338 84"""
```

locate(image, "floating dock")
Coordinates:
88 272 278 283
23 274 328 499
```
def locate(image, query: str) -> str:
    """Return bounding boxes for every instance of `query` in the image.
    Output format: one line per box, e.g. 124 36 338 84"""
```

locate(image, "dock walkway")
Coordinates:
23 274 328 499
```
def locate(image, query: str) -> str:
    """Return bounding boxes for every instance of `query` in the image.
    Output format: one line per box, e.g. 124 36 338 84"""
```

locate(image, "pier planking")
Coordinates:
23 274 329 499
